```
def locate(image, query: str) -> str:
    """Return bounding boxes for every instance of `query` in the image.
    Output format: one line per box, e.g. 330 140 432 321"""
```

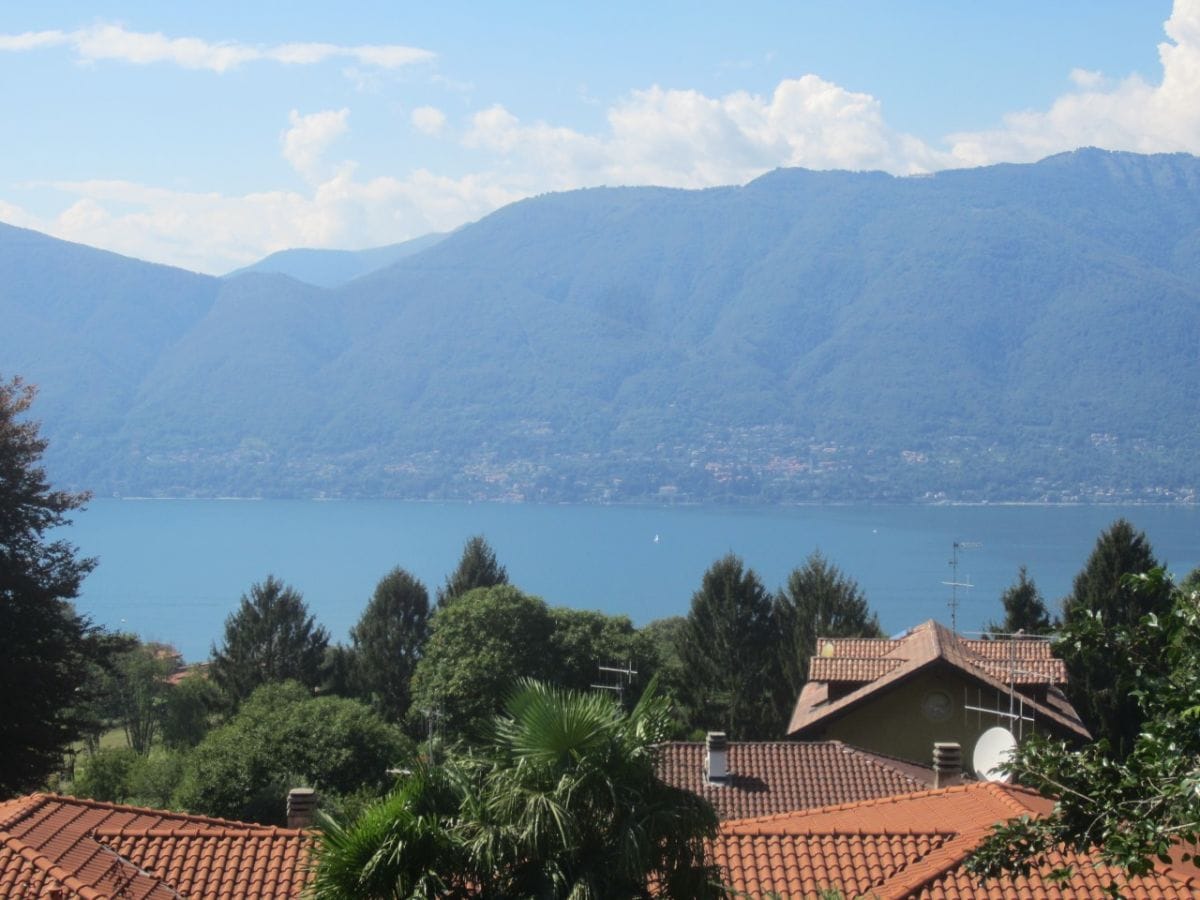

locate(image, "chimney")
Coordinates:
932 742 962 788
287 787 318 828
705 731 729 783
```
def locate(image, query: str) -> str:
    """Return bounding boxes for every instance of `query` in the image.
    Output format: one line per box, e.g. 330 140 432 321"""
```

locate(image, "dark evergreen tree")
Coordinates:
773 551 883 719
678 554 779 739
209 575 330 705
1059 519 1173 757
986 566 1054 637
436 535 508 606
546 607 656 703
0 377 120 796
350 567 431 723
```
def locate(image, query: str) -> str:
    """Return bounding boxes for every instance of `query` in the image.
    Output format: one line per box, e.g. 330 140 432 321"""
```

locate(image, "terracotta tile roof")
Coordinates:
655 741 940 820
0 794 315 899
713 782 1200 899
790 620 1087 741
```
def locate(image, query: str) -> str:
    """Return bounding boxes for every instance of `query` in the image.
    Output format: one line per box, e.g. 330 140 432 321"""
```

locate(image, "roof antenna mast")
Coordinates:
943 540 980 633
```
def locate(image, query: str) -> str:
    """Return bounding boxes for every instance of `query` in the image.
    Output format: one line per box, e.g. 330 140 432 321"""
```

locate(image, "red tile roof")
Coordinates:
0 794 315 899
713 782 1200 899
790 620 1087 740
655 741 942 820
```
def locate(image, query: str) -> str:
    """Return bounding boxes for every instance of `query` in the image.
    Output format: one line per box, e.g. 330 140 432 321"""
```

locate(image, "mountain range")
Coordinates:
3 148 1198 503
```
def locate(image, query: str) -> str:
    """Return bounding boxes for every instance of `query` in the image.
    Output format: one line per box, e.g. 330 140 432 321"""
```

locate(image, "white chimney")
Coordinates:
287 787 318 828
705 731 729 783
932 742 962 789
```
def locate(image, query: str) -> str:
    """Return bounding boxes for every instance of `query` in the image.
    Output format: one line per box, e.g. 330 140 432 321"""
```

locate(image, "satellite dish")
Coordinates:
973 726 1017 782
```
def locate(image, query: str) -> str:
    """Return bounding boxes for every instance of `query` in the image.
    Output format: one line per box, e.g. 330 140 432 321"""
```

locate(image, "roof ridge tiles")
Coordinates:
870 823 993 897
47 793 270 829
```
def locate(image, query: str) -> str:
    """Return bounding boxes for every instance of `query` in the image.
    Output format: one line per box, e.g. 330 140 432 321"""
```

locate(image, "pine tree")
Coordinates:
209 576 330 705
678 554 779 739
1059 519 1172 756
436 535 508 606
985 566 1053 637
773 551 883 718
350 567 431 722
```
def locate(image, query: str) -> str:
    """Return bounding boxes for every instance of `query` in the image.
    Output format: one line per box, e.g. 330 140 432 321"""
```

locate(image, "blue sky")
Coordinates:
0 1 1190 273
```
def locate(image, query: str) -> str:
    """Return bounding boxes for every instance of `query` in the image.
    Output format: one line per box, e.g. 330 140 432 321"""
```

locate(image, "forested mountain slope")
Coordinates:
3 148 1198 502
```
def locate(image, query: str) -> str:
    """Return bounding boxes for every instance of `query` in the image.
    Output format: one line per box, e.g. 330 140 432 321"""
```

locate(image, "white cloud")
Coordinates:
0 23 433 72
9 168 519 275
947 0 1200 165
411 105 447 136
282 109 350 182
462 78 950 192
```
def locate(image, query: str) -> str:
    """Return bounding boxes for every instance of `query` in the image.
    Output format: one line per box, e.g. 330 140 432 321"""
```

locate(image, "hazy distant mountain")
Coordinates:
3 148 1199 503
225 232 447 288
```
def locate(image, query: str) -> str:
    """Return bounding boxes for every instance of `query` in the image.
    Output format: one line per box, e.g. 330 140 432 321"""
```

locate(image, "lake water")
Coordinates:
66 500 1199 662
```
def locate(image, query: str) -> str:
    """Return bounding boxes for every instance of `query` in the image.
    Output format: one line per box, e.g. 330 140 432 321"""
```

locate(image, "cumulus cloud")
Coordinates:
411 105 447 136
463 77 950 192
0 23 433 72
947 0 1200 165
282 109 350 182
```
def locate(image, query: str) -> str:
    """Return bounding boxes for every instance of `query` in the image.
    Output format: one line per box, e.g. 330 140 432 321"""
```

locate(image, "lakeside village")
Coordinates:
4 381 1199 898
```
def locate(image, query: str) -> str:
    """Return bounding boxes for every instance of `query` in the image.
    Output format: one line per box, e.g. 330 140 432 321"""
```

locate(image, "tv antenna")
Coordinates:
943 540 980 632
592 662 638 703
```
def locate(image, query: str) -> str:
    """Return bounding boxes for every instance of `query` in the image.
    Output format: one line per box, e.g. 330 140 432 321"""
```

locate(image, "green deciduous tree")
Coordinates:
174 681 410 823
969 569 1199 882
436 535 508 606
161 671 222 750
1059 519 1172 756
311 679 721 899
679 554 780 739
111 643 175 755
546 607 656 701
410 585 554 740
773 551 883 718
0 377 121 796
985 565 1053 637
209 575 330 705
350 567 431 723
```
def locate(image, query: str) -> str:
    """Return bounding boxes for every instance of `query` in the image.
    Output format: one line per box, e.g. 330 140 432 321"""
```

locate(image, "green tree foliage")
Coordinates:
436 535 508 606
0 377 122 796
350 567 431 722
679 554 780 739
161 671 222 750
311 679 721 899
111 643 175 754
546 607 656 700
209 575 330 705
970 569 1199 882
68 746 189 809
773 551 882 718
986 566 1054 637
1059 519 1172 756
174 681 410 823
410 585 554 739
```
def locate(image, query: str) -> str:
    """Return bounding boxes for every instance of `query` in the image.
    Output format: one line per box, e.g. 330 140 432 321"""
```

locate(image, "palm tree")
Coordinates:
310 678 723 899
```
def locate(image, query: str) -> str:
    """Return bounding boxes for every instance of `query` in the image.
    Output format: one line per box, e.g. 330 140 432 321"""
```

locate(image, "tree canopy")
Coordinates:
970 568 1199 882
436 535 508 606
350 567 431 722
209 575 330 705
174 681 410 823
773 551 883 718
1058 519 1172 755
0 377 118 796
985 565 1053 637
678 554 779 739
410 585 554 739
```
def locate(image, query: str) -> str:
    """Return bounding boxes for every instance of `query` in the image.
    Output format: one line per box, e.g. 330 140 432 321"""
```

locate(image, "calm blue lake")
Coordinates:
66 500 1199 662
